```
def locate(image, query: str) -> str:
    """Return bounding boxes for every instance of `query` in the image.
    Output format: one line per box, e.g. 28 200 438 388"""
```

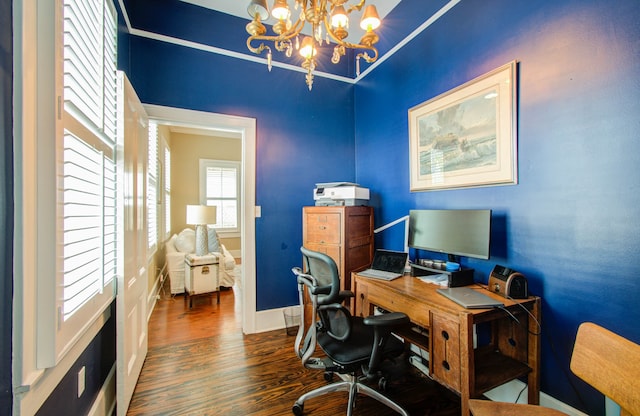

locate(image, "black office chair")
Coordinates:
291 247 411 416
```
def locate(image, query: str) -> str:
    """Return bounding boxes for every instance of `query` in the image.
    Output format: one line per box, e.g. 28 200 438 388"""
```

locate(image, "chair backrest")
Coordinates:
300 246 342 305
570 322 640 416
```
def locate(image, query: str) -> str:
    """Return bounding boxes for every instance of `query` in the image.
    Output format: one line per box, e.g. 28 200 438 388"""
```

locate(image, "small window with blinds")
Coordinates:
199 159 241 232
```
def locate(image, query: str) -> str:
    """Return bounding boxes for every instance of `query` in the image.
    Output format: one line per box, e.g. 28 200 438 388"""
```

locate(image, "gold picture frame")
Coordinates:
409 61 518 191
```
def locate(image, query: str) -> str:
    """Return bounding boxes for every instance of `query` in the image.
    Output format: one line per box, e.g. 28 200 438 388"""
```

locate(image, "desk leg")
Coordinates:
459 313 474 416
528 297 541 404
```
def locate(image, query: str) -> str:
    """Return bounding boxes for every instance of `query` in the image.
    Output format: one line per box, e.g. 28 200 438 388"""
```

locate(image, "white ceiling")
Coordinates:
180 0 402 43
180 0 400 21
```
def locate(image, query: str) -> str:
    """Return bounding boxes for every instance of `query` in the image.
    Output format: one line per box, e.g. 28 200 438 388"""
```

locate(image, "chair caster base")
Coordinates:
292 402 304 415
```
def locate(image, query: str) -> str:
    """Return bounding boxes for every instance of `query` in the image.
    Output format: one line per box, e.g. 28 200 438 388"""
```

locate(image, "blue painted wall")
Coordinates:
122 37 357 310
22 0 638 414
356 0 640 413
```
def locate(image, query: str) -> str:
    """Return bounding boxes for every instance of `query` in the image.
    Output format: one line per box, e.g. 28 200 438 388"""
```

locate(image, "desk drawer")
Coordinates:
304 213 341 244
359 280 431 329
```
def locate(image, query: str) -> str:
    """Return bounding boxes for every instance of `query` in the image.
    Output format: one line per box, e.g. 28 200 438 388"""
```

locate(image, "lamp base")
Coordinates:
194 224 209 256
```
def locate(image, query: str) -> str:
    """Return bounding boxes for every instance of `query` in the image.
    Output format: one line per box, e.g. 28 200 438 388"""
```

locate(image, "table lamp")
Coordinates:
186 205 217 256
374 215 410 273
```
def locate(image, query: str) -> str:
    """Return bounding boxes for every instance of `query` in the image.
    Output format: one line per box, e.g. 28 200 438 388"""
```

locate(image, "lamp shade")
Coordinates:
247 0 269 20
186 205 217 225
330 5 348 28
360 5 381 31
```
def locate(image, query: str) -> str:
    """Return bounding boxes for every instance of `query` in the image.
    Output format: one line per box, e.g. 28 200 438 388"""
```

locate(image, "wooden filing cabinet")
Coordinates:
302 206 374 311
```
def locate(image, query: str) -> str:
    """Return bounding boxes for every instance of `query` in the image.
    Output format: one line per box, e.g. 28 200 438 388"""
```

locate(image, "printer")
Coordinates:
313 182 370 206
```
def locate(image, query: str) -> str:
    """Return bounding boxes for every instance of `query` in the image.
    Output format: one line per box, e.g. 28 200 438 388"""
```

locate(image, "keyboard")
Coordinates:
358 269 402 281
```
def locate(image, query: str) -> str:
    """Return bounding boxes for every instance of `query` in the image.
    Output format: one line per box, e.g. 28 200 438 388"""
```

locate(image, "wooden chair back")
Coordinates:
469 322 640 416
570 322 640 416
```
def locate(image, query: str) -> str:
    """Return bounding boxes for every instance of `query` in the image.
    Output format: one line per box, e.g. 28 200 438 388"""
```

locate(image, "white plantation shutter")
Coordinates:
36 0 118 367
147 122 158 251
165 148 171 235
63 0 117 138
200 160 240 231
62 131 116 319
59 0 117 322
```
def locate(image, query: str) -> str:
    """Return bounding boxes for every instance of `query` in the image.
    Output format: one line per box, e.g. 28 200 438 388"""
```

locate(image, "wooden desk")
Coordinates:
353 273 541 416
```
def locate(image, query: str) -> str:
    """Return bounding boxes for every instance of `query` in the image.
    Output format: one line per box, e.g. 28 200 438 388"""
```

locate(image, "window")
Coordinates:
148 122 158 251
164 147 171 236
200 159 240 233
37 0 118 367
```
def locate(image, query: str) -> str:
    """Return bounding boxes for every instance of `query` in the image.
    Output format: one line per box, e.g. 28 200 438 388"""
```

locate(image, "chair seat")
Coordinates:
318 316 405 368
468 399 568 416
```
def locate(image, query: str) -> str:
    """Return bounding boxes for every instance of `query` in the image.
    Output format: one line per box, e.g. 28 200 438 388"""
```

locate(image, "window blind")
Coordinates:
202 162 239 230
147 122 158 250
60 0 116 320
164 148 171 235
63 0 117 139
62 131 116 320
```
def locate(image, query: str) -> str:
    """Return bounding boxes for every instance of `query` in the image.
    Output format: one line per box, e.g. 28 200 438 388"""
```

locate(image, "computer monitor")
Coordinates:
408 209 491 260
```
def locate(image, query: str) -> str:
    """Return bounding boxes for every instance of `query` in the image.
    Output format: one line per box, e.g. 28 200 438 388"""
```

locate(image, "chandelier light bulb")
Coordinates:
271 0 290 20
299 36 317 59
360 5 381 31
331 5 349 28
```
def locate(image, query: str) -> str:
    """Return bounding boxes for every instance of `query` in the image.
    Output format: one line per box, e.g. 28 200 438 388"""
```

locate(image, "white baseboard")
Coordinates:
146 279 162 321
484 379 588 416
87 364 116 416
254 305 299 334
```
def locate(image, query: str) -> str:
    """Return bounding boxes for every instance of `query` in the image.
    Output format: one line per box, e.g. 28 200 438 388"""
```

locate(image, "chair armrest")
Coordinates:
363 312 409 327
312 285 332 295
339 290 354 299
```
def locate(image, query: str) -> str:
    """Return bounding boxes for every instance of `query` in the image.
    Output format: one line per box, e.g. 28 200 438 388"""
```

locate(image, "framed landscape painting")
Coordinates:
408 61 518 191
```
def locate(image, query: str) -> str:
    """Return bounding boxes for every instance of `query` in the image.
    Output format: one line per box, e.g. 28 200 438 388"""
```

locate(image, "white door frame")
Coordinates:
143 104 257 334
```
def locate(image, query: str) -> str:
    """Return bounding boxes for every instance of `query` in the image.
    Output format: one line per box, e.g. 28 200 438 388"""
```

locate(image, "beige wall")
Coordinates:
170 131 242 252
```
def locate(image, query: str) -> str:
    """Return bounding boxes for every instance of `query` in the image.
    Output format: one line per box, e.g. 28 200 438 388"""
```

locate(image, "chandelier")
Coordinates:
246 0 382 90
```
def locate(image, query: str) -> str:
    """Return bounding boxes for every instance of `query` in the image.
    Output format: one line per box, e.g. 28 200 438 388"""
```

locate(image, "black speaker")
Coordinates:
488 265 528 299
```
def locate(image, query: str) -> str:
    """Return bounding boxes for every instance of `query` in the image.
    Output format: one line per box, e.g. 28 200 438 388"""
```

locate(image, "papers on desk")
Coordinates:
416 273 449 287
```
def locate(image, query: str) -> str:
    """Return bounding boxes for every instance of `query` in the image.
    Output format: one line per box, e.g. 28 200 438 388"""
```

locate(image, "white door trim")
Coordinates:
143 104 257 334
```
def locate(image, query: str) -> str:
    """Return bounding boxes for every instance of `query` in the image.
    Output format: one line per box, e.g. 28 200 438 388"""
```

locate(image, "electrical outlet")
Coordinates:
78 366 85 397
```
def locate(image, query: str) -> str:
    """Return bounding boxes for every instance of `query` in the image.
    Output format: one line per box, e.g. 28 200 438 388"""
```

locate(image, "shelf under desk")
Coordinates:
352 273 541 416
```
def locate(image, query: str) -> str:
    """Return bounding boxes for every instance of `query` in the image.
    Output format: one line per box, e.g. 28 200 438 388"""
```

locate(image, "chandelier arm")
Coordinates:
322 16 379 63
356 47 378 63
251 18 305 45
345 0 366 14
246 22 306 57
246 37 270 56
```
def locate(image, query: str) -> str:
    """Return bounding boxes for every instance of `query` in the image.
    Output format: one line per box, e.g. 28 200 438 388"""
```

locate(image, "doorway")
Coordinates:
143 104 258 334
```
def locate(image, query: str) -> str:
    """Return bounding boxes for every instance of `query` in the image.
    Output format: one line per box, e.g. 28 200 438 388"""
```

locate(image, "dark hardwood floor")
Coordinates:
126 272 461 416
